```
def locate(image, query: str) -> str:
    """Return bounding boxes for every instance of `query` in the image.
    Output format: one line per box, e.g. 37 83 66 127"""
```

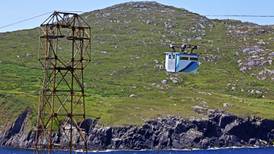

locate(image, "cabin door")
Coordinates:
167 54 176 72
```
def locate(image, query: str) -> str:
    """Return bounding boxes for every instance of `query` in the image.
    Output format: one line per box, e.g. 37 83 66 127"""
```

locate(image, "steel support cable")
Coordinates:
0 11 52 30
1 12 274 30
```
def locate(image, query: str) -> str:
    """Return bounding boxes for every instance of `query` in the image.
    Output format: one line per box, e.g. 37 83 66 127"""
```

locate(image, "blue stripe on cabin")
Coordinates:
181 61 199 72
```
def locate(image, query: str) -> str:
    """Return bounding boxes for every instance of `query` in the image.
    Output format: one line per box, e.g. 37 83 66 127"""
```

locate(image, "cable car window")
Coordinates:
169 55 172 59
190 57 198 61
180 57 189 60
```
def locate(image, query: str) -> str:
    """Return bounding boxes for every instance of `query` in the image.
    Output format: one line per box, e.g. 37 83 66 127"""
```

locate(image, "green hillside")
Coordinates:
0 2 273 128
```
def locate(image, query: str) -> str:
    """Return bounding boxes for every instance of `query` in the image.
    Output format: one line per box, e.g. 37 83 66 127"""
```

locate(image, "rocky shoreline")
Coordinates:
0 109 274 150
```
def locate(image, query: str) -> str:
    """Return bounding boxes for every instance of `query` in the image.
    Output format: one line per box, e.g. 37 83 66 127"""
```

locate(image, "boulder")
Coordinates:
219 134 241 147
89 127 112 149
179 128 204 148
80 118 97 134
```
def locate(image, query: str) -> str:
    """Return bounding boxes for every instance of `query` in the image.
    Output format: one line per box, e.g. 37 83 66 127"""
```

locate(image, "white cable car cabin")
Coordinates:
165 44 200 73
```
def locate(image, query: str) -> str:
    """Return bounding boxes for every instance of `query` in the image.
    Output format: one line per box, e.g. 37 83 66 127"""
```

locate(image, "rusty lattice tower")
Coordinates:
35 11 91 152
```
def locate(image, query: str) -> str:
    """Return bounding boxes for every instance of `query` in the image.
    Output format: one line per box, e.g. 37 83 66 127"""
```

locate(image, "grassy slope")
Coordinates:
0 2 273 128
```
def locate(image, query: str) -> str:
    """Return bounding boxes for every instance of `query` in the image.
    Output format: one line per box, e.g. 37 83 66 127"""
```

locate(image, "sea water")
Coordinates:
1 147 274 154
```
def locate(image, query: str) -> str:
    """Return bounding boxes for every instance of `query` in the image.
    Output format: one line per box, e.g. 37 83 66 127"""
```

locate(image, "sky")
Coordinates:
1 0 274 32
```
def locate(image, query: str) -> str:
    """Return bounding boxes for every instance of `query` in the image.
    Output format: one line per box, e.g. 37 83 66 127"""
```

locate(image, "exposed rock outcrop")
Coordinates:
1 110 274 150
0 108 33 147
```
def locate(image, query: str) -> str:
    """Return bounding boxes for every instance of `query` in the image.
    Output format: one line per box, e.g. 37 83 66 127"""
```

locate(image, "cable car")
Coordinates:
165 44 200 73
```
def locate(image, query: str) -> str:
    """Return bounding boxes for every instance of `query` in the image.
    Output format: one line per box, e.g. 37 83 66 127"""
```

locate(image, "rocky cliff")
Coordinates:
1 109 274 150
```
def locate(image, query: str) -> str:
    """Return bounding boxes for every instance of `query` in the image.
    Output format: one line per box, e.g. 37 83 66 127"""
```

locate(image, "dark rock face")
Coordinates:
1 110 274 150
80 118 98 134
0 108 32 147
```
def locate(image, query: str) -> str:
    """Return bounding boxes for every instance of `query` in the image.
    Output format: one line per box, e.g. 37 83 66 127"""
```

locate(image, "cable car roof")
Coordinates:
165 52 199 57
